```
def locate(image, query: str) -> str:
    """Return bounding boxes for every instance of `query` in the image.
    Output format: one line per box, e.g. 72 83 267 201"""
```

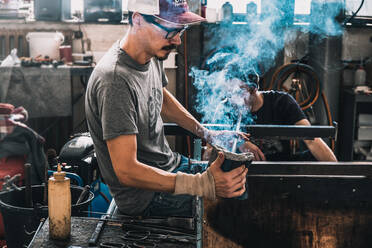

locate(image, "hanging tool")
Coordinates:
43 159 49 205
2 174 22 191
231 110 242 153
24 163 33 208
76 185 91 204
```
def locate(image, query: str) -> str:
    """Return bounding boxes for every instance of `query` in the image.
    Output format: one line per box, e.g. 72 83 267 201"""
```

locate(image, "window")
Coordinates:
207 0 261 14
346 0 372 18
295 0 311 15
207 0 311 15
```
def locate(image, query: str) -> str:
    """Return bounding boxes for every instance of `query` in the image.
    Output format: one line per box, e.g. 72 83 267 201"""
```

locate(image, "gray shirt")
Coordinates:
85 40 180 215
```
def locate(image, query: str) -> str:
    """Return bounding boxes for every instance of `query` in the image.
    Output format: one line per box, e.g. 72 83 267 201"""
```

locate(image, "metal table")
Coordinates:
28 217 197 248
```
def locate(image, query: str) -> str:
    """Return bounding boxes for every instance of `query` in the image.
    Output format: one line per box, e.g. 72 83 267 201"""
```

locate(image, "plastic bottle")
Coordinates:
355 65 367 87
201 0 207 18
246 2 257 21
221 2 233 22
48 164 71 240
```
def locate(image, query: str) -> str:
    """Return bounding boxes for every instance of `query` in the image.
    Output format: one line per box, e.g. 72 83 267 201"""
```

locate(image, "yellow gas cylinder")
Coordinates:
48 163 71 240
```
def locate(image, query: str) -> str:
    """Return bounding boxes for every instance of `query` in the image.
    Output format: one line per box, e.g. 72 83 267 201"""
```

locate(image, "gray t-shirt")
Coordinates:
85 40 180 215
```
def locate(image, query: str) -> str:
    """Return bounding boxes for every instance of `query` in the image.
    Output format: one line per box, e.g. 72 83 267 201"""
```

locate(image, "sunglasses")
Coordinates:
142 15 189 40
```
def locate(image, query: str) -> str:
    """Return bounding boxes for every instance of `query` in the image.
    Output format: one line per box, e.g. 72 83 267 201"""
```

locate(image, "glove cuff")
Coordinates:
174 168 216 200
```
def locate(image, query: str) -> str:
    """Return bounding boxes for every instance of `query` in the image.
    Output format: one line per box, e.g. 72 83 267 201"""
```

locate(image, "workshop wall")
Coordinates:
2 21 372 153
0 21 125 62
343 28 372 61
0 21 178 151
283 28 372 82
283 28 372 123
343 28 372 87
0 22 177 90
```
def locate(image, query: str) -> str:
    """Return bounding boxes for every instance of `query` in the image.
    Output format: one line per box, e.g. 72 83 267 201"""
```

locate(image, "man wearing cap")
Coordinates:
85 0 249 217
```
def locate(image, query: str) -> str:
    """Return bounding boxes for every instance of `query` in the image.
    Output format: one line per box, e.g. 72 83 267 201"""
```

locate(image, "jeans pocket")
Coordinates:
152 192 191 209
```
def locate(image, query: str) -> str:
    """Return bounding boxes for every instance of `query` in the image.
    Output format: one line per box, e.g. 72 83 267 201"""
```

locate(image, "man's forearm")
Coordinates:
305 138 337 162
295 119 337 162
116 160 177 192
162 88 208 139
107 133 216 199
115 159 216 200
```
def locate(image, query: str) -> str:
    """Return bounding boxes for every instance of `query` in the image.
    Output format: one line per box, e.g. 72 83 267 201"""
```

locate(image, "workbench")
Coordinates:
28 217 197 248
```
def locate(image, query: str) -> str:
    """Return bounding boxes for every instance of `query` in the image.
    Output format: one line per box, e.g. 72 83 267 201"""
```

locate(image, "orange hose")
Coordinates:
270 63 320 111
268 63 288 90
321 92 335 152
183 31 192 156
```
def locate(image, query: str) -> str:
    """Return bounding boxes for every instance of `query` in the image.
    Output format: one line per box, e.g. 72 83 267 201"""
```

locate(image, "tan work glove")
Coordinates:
173 168 216 200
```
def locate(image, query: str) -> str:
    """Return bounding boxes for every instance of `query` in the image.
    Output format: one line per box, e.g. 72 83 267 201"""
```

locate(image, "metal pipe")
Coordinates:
163 123 336 139
231 111 242 153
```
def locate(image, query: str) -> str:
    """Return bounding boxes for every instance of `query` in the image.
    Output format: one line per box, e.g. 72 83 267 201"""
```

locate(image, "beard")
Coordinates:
156 44 177 61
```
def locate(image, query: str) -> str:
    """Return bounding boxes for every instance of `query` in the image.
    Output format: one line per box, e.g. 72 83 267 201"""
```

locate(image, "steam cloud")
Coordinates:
191 0 346 148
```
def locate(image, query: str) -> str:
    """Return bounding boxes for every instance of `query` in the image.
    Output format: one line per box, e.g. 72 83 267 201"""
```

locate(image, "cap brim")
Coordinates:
158 11 206 25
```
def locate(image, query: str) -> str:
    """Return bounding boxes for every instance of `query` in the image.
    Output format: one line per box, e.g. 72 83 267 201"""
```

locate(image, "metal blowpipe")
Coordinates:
231 110 242 153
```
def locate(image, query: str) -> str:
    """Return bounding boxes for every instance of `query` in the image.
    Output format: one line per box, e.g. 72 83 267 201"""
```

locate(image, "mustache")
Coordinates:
162 45 177 51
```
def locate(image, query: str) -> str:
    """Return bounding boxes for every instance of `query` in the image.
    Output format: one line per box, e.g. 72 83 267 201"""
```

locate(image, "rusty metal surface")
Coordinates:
202 161 372 247
203 189 372 248
28 217 197 248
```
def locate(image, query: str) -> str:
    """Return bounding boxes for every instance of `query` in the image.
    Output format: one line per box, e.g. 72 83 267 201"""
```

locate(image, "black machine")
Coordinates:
58 133 98 186
84 0 122 23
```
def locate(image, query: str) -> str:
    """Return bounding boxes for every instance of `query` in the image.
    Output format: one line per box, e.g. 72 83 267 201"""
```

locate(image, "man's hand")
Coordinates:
205 130 250 149
208 152 248 198
239 141 266 161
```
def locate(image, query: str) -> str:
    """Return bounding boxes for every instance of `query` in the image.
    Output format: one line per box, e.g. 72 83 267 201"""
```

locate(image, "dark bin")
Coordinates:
0 185 94 248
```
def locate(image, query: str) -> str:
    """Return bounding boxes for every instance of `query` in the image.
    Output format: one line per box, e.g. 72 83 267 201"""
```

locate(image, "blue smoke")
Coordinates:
308 0 344 37
191 0 345 147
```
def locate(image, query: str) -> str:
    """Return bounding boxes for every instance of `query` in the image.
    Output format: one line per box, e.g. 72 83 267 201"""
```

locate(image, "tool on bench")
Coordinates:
121 216 195 231
82 211 195 231
100 231 157 248
121 230 195 244
88 200 117 246
99 242 128 248
100 241 156 248
100 229 193 248
88 215 107 246
121 224 196 243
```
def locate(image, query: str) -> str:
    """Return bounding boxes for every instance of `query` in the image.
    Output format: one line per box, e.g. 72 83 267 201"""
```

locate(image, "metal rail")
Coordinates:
164 123 335 140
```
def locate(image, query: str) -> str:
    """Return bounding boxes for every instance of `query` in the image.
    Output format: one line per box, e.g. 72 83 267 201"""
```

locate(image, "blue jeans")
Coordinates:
142 156 208 217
